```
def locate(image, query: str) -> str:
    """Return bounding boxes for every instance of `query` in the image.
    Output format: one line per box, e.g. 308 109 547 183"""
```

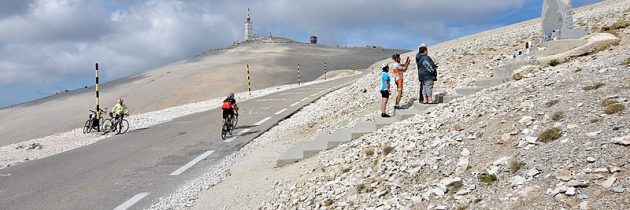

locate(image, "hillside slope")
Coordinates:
255 0 630 209
0 40 405 145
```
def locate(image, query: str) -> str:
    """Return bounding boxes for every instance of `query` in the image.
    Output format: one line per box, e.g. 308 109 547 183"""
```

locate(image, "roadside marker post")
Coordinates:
324 62 327 80
247 64 252 96
95 63 101 131
297 64 301 86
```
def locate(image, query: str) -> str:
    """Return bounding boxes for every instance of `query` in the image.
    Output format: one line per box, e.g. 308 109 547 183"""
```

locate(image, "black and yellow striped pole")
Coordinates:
297 64 301 86
324 62 327 81
95 63 101 131
247 64 252 96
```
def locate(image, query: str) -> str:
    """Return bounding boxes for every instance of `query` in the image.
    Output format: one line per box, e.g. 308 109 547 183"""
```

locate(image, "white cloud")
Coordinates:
0 0 527 86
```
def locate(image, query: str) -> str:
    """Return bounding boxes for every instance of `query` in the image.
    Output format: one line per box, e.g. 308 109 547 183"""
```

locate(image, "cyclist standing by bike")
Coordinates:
112 98 129 122
221 93 238 122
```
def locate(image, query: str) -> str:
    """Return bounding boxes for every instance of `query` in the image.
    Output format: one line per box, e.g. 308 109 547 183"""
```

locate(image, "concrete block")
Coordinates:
276 142 309 167
350 122 376 139
302 139 329 158
441 94 463 103
411 102 430 111
455 87 484 96
395 109 419 121
475 77 510 88
315 129 353 149
375 115 399 129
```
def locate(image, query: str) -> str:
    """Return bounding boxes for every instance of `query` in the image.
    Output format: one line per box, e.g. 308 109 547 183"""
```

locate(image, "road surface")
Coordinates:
0 73 362 210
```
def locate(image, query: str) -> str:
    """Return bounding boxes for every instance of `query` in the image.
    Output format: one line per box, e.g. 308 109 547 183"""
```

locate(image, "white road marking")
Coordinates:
310 93 318 97
113 192 150 210
224 129 251 143
275 108 288 115
169 150 215 176
254 117 272 126
289 102 300 107
255 98 287 102
300 97 309 102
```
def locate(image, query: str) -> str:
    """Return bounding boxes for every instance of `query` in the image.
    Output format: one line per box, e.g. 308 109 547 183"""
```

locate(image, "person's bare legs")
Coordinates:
428 95 434 104
423 95 429 104
395 88 403 107
381 98 388 114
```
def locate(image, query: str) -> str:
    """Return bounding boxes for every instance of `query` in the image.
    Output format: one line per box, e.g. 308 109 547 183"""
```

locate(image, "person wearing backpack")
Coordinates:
416 45 438 104
221 93 238 122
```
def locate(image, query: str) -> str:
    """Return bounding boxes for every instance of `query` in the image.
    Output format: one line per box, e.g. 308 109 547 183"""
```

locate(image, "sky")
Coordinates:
0 0 601 108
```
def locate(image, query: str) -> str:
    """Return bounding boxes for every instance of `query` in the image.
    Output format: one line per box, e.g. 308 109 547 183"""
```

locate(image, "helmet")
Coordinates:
380 63 388 69
227 93 235 99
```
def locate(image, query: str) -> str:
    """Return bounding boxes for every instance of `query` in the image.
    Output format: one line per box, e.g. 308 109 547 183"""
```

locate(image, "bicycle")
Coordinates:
102 112 130 134
83 109 105 134
221 113 237 140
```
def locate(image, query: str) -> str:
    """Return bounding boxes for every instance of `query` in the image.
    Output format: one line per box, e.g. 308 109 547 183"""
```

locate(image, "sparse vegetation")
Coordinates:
548 59 561 67
510 160 525 174
538 127 562 143
478 174 498 184
583 82 605 91
456 206 468 210
551 111 565 121
601 99 619 107
590 118 600 123
605 103 625 114
574 68 583 73
324 199 333 206
545 99 560 107
623 57 630 66
447 181 464 193
364 148 374 157
341 167 351 173
356 183 366 193
382 145 394 156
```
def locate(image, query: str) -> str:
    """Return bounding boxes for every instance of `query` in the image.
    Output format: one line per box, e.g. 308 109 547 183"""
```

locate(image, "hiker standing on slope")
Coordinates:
391 54 410 109
417 45 438 104
379 63 392 118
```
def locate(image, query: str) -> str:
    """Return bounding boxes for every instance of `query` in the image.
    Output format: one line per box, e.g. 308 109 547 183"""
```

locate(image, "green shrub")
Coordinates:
448 181 464 193
548 59 561 67
605 103 625 114
479 174 498 184
538 127 562 143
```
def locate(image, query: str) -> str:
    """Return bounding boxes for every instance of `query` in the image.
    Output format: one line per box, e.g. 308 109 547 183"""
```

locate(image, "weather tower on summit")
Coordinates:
244 8 254 41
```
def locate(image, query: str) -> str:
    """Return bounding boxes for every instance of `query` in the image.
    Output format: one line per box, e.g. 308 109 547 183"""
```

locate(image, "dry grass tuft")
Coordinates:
548 59 561 67
538 127 562 143
364 148 374 157
382 145 394 156
510 160 526 174
545 99 560 107
551 111 565 122
479 174 498 184
605 103 625 114
583 82 605 91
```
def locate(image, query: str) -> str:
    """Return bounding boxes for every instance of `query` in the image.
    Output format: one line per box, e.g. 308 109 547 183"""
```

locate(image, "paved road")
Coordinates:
0 73 362 210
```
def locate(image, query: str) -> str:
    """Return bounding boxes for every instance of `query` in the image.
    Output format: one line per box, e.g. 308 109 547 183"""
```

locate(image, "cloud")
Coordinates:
0 0 532 89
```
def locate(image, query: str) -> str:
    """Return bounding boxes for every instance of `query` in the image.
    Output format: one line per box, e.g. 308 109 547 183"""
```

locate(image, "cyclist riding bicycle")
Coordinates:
221 93 238 121
111 98 129 122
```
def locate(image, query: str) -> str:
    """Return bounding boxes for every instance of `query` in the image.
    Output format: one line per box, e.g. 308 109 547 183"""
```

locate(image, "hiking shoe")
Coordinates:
381 113 391 118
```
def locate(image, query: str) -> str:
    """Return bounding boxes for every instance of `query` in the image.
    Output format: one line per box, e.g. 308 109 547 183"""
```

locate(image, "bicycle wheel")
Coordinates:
221 122 228 140
83 120 92 134
101 119 113 134
117 120 129 134
232 114 239 127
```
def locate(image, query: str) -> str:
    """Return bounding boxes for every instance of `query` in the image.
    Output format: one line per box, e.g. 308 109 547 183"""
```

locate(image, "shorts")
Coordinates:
380 90 390 98
396 79 403 89
422 80 434 96
222 109 234 119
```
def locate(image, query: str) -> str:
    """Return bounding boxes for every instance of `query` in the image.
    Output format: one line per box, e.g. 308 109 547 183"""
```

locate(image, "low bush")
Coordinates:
538 127 562 143
605 103 625 114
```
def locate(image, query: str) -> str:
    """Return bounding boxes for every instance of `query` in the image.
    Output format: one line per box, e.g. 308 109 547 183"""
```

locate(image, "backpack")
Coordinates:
221 100 233 110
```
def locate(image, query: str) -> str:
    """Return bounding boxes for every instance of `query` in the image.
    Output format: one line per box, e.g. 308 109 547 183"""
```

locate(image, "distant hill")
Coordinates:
0 37 407 146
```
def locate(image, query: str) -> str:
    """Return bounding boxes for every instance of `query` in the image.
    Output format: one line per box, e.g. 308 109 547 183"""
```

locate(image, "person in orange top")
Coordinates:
391 54 410 109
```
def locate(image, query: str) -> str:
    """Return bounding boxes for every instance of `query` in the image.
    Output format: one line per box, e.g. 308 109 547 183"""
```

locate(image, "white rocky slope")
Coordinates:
259 1 630 209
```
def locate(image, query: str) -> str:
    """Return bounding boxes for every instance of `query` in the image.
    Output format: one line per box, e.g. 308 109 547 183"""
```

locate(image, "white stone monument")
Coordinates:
542 0 588 40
